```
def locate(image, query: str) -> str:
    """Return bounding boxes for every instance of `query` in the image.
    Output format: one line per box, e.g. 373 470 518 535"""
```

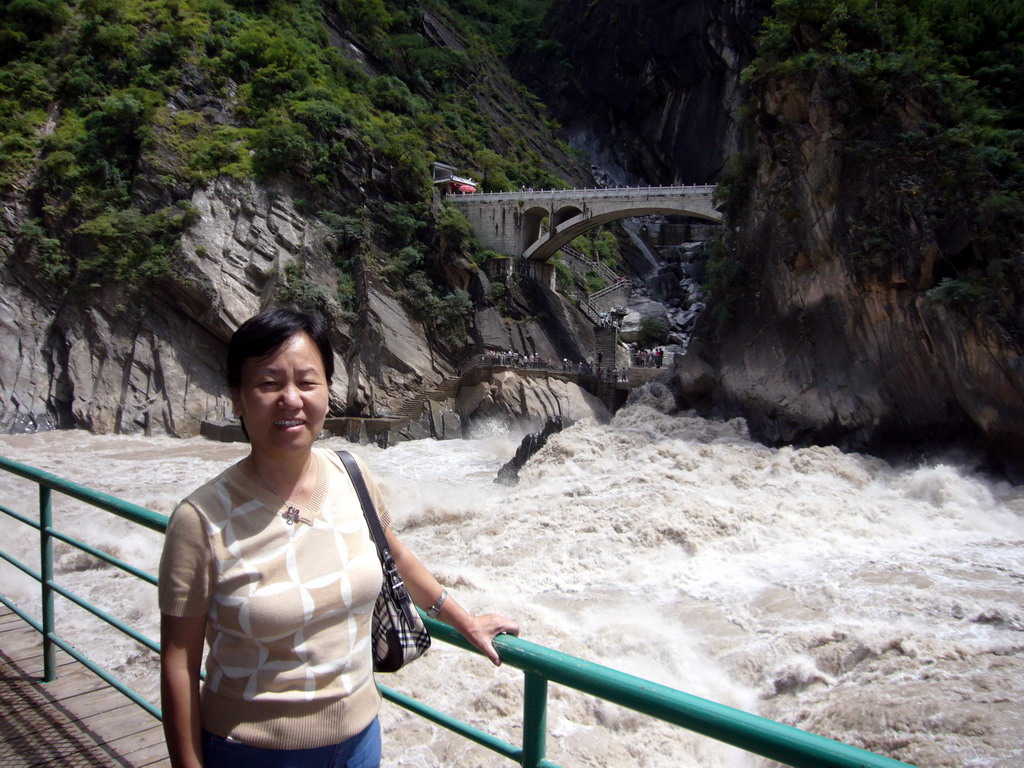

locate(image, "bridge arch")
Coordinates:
521 204 586 252
553 204 583 228
523 203 722 261
521 206 548 251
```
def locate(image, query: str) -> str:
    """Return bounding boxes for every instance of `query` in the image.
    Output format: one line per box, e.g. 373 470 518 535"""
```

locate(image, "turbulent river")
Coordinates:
1 395 1022 767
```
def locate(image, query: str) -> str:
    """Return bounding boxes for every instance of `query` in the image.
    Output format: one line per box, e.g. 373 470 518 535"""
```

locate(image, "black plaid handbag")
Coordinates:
337 451 431 672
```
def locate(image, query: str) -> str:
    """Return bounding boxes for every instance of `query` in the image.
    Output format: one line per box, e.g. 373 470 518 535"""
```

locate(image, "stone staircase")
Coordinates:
593 326 619 366
391 376 462 422
561 245 618 284
576 295 603 325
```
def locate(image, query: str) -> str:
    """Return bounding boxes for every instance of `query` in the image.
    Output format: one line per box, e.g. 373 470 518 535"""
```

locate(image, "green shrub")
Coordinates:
336 271 356 314
471 248 501 266
436 204 473 249
19 218 68 283
251 118 314 177
569 235 592 257
73 202 197 289
715 152 757 216
250 63 310 108
380 245 424 285
369 75 417 115
335 0 390 39
593 231 619 262
381 201 427 248
292 99 353 137
3 0 70 40
320 210 368 258
276 260 334 320
637 318 669 346
703 238 744 326
552 257 576 292
399 270 473 345
0 60 54 107
583 270 606 294
187 126 252 180
925 277 990 311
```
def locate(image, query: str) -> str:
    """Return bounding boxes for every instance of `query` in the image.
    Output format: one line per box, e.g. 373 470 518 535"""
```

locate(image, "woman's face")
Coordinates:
230 332 329 460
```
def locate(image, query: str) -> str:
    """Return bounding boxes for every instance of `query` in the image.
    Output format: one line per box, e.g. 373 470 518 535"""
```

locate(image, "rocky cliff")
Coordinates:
1 179 345 435
1 175 605 436
513 0 772 185
4 0 1022 474
675 66 1024 476
519 0 1024 476
0 0 603 439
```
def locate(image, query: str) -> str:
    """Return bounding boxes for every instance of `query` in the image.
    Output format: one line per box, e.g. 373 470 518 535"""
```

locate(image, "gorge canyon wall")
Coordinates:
1 176 601 437
1 0 1021 477
676 71 1024 476
514 0 772 185
515 0 1022 475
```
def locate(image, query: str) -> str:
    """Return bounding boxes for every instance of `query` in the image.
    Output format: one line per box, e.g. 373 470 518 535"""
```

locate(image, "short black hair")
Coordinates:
227 307 334 389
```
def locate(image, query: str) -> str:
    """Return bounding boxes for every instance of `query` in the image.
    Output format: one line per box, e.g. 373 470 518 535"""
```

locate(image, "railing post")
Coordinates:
39 485 56 682
522 672 548 768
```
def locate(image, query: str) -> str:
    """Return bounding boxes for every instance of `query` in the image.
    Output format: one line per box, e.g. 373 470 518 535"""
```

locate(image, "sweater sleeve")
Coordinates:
158 500 214 617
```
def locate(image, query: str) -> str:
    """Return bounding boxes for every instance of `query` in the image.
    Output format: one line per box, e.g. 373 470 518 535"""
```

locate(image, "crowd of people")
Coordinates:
485 348 675 374
483 347 670 374
632 347 666 368
485 350 554 368
481 351 632 383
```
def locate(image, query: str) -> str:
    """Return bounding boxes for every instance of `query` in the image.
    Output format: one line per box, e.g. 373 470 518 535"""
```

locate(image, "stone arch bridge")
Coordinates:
446 184 721 262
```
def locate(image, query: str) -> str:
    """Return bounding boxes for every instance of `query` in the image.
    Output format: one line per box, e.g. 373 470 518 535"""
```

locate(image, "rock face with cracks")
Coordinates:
456 370 608 434
0 177 601 438
513 0 772 185
676 70 1024 477
1 179 346 435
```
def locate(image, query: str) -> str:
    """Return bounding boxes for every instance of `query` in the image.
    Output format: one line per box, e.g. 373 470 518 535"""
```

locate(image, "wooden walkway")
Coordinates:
0 607 170 768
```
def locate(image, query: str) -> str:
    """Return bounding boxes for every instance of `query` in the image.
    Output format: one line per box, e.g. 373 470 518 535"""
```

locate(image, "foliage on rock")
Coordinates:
0 0 582 318
692 0 1024 474
725 0 1023 337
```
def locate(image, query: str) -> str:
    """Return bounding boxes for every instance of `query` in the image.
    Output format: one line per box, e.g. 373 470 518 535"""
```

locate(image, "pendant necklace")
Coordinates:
282 503 310 526
246 457 313 526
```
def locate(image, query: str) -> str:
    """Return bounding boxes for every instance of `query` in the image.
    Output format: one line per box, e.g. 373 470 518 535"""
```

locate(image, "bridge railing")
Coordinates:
449 183 717 202
0 454 913 768
576 297 603 324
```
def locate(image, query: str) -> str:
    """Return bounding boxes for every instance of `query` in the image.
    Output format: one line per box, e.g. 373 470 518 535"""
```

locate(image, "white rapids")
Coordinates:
1 399 1022 767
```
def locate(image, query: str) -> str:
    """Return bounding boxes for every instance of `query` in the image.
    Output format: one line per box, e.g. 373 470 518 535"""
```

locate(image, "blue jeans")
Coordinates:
201 718 381 768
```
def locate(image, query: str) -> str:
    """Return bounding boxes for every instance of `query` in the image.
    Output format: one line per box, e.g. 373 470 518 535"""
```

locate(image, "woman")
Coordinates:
159 308 519 768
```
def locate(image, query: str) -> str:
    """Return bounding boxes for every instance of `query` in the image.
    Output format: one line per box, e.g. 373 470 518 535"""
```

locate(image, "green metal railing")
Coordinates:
0 454 914 767
0 455 168 719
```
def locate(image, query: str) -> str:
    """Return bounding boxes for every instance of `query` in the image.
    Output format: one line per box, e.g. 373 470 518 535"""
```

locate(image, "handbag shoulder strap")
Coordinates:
336 450 417 623
336 450 387 554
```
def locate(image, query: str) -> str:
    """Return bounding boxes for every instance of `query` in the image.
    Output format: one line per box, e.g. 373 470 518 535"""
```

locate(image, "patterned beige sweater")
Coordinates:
158 448 389 749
